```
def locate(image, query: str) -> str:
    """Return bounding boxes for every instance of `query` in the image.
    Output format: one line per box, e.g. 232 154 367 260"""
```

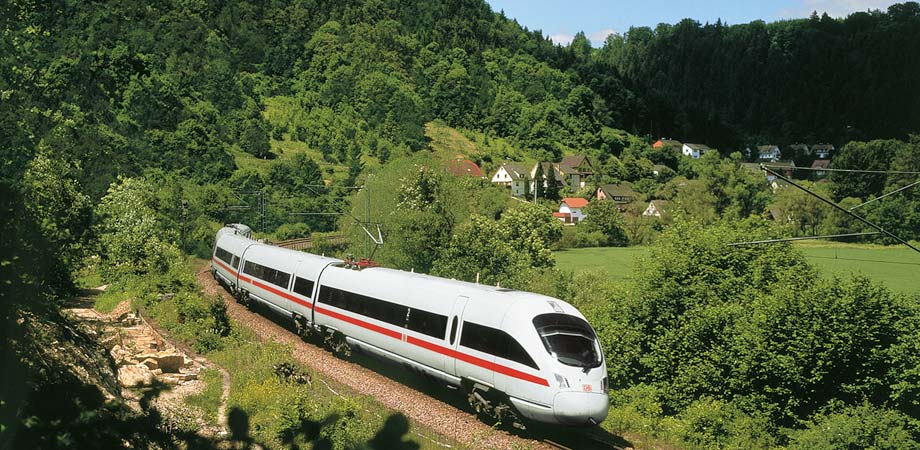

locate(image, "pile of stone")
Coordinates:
96 311 203 389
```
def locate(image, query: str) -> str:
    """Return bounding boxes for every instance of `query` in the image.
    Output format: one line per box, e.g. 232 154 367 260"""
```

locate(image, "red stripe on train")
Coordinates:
211 258 312 309
406 336 550 387
213 258 548 387
314 306 403 340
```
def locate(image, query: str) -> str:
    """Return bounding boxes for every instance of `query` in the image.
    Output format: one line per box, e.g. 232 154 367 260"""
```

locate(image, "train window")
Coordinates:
231 255 240 269
460 322 539 370
214 247 234 265
449 317 458 345
318 286 408 328
532 314 601 369
243 261 291 289
292 277 314 298
406 308 448 339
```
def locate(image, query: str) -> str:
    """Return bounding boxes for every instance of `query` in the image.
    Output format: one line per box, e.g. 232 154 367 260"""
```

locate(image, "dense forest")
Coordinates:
2 0 920 448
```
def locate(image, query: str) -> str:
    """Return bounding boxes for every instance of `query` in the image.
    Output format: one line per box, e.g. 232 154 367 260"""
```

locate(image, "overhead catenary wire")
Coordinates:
848 179 920 211
762 165 920 175
727 232 881 246
760 165 920 254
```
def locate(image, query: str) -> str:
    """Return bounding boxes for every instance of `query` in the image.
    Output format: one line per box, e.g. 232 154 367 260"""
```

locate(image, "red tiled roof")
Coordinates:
447 159 484 177
561 197 589 208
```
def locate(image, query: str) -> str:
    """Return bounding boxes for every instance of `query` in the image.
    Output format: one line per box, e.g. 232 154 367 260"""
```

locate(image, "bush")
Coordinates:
274 222 312 240
788 403 920 450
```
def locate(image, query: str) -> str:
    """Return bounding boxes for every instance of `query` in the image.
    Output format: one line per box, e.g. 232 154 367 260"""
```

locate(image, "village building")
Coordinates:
642 199 672 219
529 162 565 194
596 183 638 211
557 155 596 190
810 159 831 178
682 143 713 159
768 160 796 178
446 159 485 178
490 163 531 197
653 139 683 149
757 145 782 161
554 197 589 225
811 143 834 159
787 143 809 157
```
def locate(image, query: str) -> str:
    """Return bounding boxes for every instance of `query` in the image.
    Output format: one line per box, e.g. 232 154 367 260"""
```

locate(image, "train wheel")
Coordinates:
323 329 351 358
294 315 312 340
238 290 251 308
464 381 526 430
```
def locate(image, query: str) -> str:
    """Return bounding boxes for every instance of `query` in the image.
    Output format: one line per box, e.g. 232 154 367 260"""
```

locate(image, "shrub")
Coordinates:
787 403 920 450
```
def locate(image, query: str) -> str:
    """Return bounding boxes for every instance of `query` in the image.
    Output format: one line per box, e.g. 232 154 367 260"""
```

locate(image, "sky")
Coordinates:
485 0 903 45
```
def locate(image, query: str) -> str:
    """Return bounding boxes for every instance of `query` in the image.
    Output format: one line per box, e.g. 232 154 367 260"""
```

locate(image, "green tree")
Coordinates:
580 200 628 246
533 162 545 199
545 163 560 201
94 177 183 280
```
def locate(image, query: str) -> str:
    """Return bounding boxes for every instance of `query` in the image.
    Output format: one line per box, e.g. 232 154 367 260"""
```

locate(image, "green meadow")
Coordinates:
555 242 920 294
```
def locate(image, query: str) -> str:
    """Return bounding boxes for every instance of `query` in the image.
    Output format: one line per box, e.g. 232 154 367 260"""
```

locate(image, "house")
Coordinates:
653 139 683 149
811 143 834 158
596 183 637 211
787 143 809 157
490 163 531 197
768 160 795 177
642 199 672 219
682 143 713 159
757 145 781 161
810 159 831 178
554 197 589 225
652 164 669 177
557 155 596 190
529 162 565 193
447 159 485 178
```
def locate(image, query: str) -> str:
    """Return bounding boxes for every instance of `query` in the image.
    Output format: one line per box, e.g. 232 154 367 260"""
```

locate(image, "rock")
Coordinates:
118 364 155 387
110 344 130 365
100 334 119 351
152 369 163 376
140 358 159 370
159 375 181 385
153 352 185 373
172 372 198 382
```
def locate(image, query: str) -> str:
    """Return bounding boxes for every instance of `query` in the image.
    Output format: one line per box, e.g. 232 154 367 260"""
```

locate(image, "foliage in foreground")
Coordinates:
574 217 920 448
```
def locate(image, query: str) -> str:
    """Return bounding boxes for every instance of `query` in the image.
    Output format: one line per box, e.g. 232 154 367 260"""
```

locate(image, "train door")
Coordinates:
444 296 469 376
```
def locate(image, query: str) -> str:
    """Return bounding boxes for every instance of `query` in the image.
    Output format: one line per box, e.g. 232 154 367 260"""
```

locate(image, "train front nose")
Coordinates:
553 391 609 425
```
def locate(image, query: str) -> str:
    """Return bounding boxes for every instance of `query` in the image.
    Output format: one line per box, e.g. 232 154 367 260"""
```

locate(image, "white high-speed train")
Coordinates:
210 224 609 426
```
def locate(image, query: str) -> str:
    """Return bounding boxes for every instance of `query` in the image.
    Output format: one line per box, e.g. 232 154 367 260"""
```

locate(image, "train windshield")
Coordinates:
533 314 602 369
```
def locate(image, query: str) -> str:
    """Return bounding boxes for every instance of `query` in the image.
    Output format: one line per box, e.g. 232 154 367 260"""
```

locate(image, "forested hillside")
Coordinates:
581 3 920 148
3 0 920 448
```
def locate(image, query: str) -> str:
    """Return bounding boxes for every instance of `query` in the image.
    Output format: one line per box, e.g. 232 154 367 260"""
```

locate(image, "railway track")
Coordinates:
197 263 632 450
272 235 346 251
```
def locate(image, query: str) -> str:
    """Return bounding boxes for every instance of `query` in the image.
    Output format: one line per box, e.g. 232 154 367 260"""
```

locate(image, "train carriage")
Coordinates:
211 225 609 426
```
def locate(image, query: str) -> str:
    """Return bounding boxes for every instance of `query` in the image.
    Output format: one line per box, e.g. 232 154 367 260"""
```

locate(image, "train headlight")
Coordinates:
554 373 570 389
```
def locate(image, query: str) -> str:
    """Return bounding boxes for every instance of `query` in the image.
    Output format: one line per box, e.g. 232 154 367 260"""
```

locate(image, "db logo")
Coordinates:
582 384 592 392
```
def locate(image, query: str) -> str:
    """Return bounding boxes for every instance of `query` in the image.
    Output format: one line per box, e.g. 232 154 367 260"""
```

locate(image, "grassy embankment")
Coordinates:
80 257 460 449
555 242 920 294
